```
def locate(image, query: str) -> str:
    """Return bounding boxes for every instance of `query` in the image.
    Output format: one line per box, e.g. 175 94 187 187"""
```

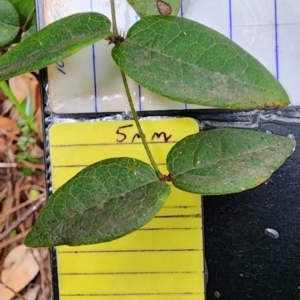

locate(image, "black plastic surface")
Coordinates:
204 121 300 300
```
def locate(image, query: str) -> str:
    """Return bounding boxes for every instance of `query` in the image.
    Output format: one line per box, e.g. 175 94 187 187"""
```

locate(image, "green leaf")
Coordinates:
25 158 171 247
112 16 289 109
167 129 295 195
127 0 182 17
22 167 32 176
25 90 34 118
0 0 20 48
0 12 111 82
8 0 34 27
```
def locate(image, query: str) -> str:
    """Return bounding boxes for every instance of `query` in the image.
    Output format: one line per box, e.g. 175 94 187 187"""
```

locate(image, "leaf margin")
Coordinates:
167 128 296 195
112 15 290 110
0 12 112 82
25 157 171 247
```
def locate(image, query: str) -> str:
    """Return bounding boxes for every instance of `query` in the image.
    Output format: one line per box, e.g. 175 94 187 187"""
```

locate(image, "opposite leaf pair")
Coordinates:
0 12 289 110
25 129 295 247
0 6 294 248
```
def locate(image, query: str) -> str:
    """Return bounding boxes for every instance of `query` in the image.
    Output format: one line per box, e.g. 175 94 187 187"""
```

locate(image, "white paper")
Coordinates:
43 0 300 113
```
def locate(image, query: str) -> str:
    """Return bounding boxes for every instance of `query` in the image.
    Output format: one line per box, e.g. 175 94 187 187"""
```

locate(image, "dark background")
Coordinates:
201 110 300 300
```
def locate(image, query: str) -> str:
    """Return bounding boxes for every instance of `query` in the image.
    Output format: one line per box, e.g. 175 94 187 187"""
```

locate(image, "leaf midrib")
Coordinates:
0 29 111 78
174 142 290 177
122 38 274 94
45 177 163 229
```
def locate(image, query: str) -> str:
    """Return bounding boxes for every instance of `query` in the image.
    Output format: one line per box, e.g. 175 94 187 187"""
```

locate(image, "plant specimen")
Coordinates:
0 0 295 247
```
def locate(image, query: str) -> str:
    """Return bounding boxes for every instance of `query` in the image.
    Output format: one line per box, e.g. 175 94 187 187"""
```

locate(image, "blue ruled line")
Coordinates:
274 0 279 79
91 45 98 112
90 0 98 112
229 0 233 39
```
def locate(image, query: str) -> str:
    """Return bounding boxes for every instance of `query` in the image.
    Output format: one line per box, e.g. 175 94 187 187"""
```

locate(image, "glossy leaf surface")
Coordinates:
113 16 289 109
0 0 19 48
127 0 182 17
0 12 111 82
167 129 295 195
25 158 171 247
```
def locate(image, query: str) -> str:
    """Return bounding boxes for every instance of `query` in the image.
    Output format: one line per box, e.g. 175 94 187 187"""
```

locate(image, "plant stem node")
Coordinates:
107 34 125 45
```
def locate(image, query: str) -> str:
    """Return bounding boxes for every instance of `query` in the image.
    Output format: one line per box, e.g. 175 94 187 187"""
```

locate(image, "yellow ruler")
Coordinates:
48 117 204 300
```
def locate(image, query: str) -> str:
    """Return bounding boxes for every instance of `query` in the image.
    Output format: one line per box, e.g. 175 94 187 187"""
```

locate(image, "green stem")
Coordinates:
110 0 118 36
120 71 163 178
110 0 163 178
22 7 36 31
0 81 37 132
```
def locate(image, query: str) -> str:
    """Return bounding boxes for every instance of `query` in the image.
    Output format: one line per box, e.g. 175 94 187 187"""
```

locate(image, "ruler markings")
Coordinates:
51 141 178 147
140 227 199 230
60 292 203 296
59 271 198 276
58 248 200 254
49 119 204 299
160 206 198 209
52 162 166 168
155 214 201 218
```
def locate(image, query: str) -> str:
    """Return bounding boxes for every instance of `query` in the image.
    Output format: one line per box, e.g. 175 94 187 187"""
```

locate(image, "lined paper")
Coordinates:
41 0 300 113
49 118 205 300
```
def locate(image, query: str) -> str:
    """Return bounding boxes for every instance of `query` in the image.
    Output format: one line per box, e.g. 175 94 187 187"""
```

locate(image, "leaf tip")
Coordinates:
24 227 49 248
24 231 38 248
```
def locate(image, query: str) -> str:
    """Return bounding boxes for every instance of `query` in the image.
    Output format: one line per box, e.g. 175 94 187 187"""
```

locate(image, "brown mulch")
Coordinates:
0 74 52 300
